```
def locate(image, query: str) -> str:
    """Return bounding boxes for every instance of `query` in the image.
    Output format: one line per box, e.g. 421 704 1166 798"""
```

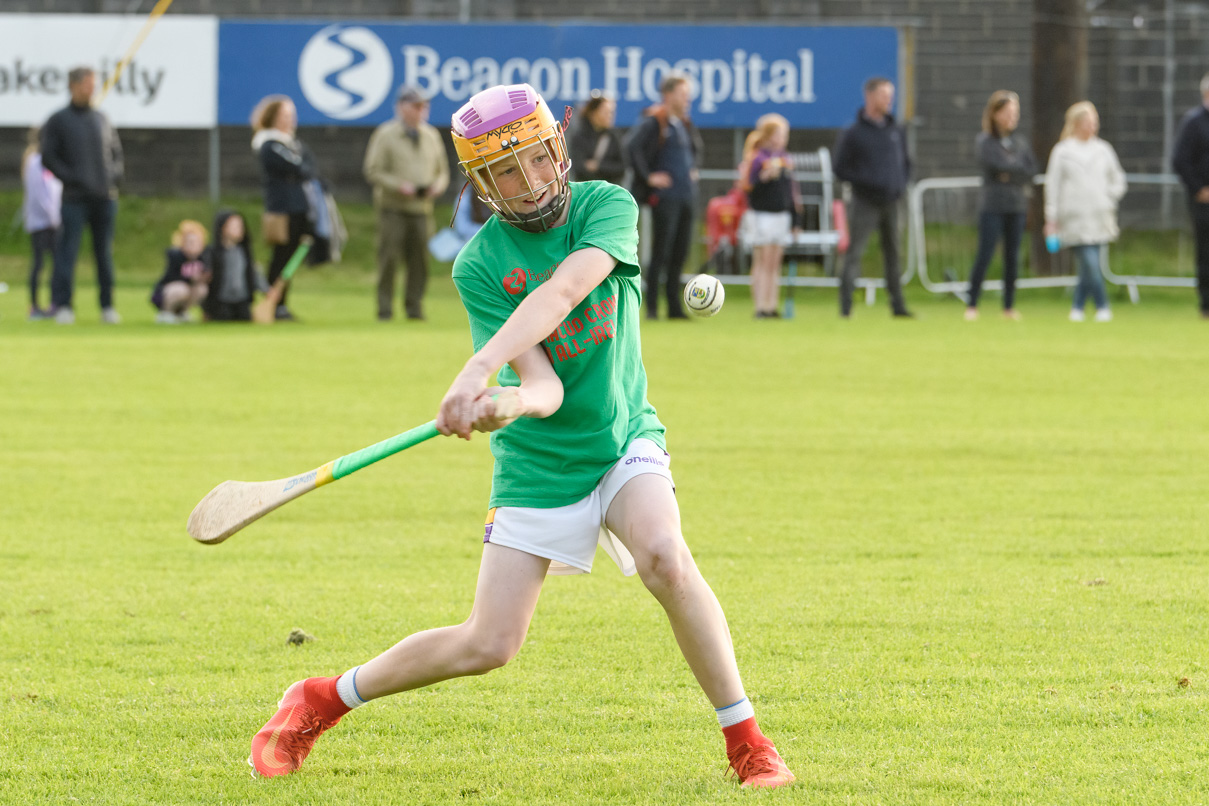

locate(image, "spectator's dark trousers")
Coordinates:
1191 197 1209 313
268 212 311 308
967 211 1026 309
52 196 117 310
376 208 430 320
647 196 692 318
839 194 908 316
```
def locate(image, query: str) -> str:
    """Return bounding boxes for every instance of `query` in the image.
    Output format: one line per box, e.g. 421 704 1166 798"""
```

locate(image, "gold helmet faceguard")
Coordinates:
451 83 572 234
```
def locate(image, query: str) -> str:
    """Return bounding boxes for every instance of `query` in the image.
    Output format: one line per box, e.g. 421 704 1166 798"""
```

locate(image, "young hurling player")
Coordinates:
248 83 794 790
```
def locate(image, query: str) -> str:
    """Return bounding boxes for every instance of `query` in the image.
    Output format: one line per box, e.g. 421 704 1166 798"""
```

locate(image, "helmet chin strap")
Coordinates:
510 182 569 233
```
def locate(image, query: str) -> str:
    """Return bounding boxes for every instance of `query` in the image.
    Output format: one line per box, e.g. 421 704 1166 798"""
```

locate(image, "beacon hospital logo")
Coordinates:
298 25 394 121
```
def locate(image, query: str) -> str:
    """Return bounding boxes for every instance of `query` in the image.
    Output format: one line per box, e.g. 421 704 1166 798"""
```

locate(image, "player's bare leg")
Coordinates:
356 542 550 697
605 473 794 788
605 473 743 705
249 543 548 777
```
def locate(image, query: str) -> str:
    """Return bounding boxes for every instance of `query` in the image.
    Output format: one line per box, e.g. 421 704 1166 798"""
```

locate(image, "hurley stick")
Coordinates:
97 0 176 105
252 236 312 324
187 391 520 545
188 421 440 544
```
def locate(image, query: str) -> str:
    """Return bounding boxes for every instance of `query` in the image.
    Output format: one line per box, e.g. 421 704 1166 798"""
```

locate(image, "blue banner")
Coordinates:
219 22 898 129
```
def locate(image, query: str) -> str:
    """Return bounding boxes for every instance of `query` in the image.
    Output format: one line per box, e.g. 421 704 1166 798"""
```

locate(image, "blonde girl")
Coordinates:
739 114 799 318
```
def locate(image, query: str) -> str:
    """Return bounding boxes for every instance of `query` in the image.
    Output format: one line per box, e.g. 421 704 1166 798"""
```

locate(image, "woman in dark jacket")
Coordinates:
569 92 626 185
203 209 259 322
251 95 315 321
965 90 1038 320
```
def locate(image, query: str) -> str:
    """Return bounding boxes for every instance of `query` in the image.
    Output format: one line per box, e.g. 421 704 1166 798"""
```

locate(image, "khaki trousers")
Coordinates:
376 208 431 319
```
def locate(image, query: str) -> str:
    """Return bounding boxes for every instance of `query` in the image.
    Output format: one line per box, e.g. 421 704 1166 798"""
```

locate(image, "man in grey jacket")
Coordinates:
41 66 124 325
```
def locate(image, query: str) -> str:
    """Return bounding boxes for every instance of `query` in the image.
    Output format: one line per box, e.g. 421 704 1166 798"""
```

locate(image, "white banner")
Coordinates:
0 14 217 129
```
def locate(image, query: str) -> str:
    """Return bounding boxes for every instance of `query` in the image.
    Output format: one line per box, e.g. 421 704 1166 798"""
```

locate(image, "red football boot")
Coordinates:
249 677 349 778
727 741 796 789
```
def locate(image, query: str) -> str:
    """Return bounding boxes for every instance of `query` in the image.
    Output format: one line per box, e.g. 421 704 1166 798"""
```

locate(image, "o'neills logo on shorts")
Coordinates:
503 267 527 295
625 455 666 467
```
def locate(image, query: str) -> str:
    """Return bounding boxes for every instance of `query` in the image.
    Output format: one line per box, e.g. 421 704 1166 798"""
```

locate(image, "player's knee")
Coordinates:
636 531 694 592
462 630 524 674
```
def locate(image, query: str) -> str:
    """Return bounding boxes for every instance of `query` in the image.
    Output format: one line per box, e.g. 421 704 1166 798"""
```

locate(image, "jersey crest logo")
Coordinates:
503 267 527 295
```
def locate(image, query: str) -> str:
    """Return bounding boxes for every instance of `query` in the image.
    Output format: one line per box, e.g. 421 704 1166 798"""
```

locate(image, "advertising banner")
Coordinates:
0 14 218 129
219 22 898 129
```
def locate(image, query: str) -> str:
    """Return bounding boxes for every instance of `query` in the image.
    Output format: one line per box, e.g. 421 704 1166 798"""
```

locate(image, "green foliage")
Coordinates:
1 218 1208 804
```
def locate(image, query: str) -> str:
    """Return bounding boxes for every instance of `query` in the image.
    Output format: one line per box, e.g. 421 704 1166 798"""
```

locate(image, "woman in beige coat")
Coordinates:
1044 102 1127 321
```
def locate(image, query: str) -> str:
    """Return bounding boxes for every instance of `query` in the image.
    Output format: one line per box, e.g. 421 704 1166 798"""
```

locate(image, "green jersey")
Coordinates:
452 181 666 507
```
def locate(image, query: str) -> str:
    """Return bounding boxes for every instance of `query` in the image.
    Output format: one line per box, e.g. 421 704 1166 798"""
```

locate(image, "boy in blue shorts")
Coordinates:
249 83 793 790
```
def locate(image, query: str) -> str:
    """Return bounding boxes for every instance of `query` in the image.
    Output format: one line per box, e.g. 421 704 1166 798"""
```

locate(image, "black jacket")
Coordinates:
1172 105 1209 196
569 121 626 185
832 108 910 204
624 105 703 205
203 210 258 316
40 101 123 202
256 133 316 215
976 132 1037 214
150 248 211 309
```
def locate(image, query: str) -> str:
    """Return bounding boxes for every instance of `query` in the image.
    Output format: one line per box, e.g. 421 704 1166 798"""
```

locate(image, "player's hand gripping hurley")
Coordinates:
187 392 521 544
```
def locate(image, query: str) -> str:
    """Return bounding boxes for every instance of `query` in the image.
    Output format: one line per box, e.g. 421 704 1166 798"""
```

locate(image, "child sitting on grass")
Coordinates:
202 210 263 322
151 220 211 324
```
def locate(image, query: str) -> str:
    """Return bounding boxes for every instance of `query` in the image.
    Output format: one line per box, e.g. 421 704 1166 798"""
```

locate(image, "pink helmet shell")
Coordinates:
452 84 541 140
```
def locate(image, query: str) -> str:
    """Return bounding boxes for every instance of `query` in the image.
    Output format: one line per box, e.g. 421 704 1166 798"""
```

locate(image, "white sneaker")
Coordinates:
155 310 180 325
1069 309 1085 323
54 307 75 325
101 307 122 325
963 308 979 321
1094 308 1113 322
178 310 196 324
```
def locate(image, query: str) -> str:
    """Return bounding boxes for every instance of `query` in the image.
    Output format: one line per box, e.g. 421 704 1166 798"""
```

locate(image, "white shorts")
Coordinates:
741 210 793 247
482 438 674 576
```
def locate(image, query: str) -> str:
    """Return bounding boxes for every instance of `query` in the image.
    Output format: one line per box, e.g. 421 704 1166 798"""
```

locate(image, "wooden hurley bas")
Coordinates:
187 421 441 544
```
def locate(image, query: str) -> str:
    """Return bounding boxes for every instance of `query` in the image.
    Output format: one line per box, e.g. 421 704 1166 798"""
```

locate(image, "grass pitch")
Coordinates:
1 266 1207 804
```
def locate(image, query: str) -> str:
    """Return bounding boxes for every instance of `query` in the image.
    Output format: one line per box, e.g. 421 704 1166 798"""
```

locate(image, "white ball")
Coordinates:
682 274 725 317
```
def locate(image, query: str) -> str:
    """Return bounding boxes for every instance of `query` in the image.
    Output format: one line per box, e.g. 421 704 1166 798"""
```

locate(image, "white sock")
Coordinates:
335 666 368 710
715 696 755 728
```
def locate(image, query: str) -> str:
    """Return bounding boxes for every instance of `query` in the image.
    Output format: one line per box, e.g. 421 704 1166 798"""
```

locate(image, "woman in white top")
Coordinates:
1044 101 1127 322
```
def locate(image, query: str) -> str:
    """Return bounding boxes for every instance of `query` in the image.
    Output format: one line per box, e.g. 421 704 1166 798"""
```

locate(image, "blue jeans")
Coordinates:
966 211 1025 309
52 197 117 310
1071 244 1109 311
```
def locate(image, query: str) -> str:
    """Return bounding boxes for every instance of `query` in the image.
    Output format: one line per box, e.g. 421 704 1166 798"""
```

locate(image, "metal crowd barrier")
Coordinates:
908 173 1196 303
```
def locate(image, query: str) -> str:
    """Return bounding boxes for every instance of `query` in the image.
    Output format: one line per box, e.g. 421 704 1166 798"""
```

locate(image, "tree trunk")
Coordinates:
1031 0 1088 275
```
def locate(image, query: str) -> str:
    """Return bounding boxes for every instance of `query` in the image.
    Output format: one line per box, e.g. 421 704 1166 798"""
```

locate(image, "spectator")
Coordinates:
1171 72 1209 319
454 191 492 243
1044 101 1126 323
203 210 260 322
252 95 315 322
739 113 799 318
151 220 210 324
965 90 1038 321
627 73 703 320
40 66 124 325
363 85 450 322
570 91 625 185
428 190 491 263
21 126 62 321
832 77 913 319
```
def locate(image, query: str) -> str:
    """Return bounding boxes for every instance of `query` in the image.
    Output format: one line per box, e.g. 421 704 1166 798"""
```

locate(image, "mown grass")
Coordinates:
1 192 1208 805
